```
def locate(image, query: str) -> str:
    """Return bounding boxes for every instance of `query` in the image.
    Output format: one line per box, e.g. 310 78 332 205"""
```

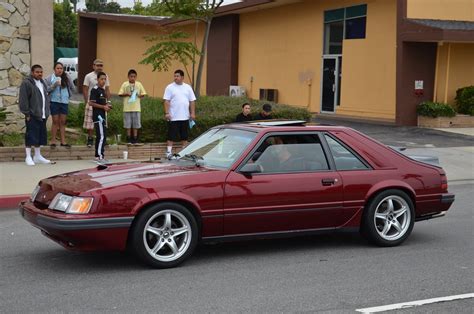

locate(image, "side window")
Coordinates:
248 134 329 173
324 135 369 170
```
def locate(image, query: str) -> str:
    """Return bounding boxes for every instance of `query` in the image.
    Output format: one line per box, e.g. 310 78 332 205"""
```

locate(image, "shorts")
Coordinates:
123 112 141 129
167 120 189 142
83 104 93 130
50 102 69 115
25 118 47 146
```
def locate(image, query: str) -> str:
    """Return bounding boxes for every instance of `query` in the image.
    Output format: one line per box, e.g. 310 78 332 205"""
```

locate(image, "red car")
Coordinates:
20 121 454 268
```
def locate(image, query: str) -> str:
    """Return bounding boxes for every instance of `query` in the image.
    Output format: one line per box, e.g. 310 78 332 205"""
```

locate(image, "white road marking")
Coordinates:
355 293 474 313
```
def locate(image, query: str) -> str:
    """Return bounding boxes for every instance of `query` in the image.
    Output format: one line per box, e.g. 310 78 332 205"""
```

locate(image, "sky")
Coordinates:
76 0 242 10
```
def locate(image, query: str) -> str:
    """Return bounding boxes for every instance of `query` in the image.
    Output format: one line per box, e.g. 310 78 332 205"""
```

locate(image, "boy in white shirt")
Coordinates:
163 69 196 159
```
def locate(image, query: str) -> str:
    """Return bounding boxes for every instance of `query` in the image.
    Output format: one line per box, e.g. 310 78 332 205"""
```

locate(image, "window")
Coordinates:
324 135 369 171
324 4 367 50
247 134 329 173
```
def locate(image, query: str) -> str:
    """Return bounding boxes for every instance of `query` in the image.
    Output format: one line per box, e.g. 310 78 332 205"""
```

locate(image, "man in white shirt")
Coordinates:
18 65 52 166
82 59 110 147
163 69 196 159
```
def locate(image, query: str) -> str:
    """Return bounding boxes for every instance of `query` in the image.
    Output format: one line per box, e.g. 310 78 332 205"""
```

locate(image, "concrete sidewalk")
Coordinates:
1 146 472 209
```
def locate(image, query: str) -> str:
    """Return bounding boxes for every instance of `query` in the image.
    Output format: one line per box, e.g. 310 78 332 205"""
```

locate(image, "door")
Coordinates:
321 57 341 112
223 133 344 235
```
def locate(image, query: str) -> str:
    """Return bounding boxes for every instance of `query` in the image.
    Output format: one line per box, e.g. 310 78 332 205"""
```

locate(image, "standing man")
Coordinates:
18 64 51 166
83 59 110 147
163 69 196 159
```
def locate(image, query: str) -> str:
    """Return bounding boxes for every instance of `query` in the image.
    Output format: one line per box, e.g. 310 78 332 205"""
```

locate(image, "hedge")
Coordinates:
455 86 474 116
68 96 312 142
416 101 456 118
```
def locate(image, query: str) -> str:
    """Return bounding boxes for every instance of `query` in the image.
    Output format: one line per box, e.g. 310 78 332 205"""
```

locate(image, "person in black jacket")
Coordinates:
89 72 112 164
18 64 51 166
235 102 252 122
254 103 273 120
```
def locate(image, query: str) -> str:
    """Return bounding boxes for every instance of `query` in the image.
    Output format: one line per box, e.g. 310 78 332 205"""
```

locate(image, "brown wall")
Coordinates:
78 17 97 88
206 15 240 96
397 42 437 126
30 0 53 72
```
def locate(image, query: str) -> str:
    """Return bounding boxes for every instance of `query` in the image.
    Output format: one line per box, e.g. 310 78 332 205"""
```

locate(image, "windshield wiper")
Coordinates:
182 154 204 166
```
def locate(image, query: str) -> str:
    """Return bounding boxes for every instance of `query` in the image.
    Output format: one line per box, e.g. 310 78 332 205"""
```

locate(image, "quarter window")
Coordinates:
324 135 369 170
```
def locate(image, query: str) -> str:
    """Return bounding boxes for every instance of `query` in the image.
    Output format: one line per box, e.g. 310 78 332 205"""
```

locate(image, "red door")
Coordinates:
223 134 344 235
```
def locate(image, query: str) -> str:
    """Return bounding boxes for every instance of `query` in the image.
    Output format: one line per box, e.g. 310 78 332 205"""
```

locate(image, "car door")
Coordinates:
223 132 344 235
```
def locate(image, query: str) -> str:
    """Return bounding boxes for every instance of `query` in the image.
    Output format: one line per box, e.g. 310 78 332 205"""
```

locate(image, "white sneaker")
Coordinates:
25 156 35 166
33 155 51 164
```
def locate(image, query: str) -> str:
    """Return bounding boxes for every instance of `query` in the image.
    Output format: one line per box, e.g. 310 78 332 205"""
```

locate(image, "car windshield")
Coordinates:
178 128 257 169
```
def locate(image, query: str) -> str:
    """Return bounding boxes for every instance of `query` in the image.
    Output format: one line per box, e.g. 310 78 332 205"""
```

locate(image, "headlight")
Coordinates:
49 193 93 214
31 185 41 201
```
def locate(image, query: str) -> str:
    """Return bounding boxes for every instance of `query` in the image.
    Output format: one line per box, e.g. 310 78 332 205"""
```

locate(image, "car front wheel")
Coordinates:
131 203 198 268
362 189 415 247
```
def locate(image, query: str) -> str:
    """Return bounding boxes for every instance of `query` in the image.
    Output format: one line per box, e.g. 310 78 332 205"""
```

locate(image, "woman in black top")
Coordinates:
235 102 252 122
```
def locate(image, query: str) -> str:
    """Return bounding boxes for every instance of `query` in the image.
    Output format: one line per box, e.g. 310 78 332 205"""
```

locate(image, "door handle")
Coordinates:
322 178 337 186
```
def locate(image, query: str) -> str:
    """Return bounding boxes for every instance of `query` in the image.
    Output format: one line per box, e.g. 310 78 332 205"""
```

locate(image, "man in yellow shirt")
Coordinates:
118 69 147 145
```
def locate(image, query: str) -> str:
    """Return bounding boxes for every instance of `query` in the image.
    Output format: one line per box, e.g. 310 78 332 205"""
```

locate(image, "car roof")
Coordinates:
222 120 351 133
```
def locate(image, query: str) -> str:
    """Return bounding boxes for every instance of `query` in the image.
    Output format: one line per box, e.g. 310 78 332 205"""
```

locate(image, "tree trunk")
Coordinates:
194 18 212 98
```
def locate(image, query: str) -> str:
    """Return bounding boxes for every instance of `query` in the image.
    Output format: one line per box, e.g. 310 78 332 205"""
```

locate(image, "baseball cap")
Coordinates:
263 103 272 112
93 59 104 65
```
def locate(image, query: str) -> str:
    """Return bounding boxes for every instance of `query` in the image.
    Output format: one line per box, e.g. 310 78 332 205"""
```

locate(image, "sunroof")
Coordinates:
248 120 307 126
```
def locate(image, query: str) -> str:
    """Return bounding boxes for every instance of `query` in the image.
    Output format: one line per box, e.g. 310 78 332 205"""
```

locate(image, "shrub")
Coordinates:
416 101 456 118
68 96 312 142
455 86 474 116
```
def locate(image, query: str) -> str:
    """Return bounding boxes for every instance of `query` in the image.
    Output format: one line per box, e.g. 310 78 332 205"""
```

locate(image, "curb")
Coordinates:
0 194 29 210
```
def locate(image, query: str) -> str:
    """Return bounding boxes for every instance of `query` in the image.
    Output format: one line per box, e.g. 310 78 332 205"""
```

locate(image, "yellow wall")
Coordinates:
407 0 474 21
435 43 474 104
238 0 397 120
96 20 207 97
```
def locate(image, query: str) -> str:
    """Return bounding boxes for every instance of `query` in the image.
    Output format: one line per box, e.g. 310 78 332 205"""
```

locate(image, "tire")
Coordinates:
362 189 415 247
130 202 198 268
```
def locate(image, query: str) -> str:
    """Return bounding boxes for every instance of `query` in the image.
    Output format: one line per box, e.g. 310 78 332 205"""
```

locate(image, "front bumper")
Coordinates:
19 200 133 251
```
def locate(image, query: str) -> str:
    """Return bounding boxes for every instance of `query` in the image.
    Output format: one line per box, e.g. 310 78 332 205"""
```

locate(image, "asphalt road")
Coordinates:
0 183 472 313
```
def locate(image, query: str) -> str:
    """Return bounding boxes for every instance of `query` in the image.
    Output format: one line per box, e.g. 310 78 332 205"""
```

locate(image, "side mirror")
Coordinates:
240 163 263 175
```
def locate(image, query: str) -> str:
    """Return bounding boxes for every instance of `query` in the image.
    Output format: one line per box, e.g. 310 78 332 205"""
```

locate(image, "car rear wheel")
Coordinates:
131 203 198 268
362 189 415 247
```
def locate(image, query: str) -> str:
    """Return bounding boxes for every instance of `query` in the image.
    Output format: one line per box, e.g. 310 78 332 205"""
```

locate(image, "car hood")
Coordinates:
38 161 213 196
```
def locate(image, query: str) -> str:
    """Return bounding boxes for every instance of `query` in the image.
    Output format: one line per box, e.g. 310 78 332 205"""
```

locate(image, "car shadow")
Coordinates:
25 230 433 271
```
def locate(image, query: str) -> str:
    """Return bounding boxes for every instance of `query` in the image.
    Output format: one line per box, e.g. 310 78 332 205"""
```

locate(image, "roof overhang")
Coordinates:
400 18 474 43
78 0 281 27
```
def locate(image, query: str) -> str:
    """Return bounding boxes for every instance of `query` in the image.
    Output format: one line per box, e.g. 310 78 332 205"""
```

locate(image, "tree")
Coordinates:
54 0 78 47
85 0 122 13
141 0 224 97
140 31 200 84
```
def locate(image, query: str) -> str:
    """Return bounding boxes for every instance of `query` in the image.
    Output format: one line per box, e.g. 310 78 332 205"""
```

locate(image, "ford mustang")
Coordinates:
20 121 455 268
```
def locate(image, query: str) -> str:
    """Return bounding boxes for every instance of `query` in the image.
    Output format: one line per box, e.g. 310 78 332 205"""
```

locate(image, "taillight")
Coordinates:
441 174 448 191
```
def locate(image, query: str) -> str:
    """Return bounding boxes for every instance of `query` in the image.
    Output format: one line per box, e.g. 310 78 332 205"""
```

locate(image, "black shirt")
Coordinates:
254 112 272 120
90 85 107 122
235 113 253 122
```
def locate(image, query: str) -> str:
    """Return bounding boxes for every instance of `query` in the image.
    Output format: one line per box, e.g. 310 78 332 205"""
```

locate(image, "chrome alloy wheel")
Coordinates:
143 209 192 262
373 195 411 241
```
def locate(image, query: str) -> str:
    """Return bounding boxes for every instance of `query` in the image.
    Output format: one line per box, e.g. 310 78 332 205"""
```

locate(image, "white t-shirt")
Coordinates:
34 79 46 119
163 82 196 121
84 71 110 101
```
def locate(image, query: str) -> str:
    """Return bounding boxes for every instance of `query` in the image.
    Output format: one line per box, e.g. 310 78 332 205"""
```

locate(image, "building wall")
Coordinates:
407 0 474 21
238 0 397 121
95 20 207 97
434 43 474 105
30 0 53 72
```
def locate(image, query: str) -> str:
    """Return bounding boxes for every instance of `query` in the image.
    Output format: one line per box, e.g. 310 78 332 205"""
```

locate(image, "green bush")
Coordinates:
68 96 312 142
0 132 24 147
416 101 456 118
455 86 474 116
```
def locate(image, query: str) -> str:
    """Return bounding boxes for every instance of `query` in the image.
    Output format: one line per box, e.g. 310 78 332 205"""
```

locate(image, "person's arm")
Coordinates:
189 100 196 120
45 75 55 94
118 82 130 97
138 82 147 98
164 100 171 120
18 81 31 119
